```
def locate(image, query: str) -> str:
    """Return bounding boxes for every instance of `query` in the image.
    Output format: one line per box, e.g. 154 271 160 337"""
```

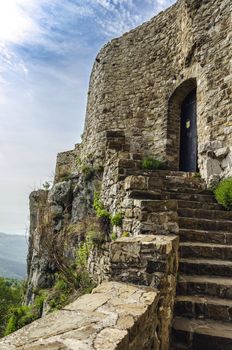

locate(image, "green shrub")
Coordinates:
93 192 104 211
93 192 110 219
0 278 23 337
111 232 117 241
67 223 79 234
42 181 51 190
77 271 96 294
4 290 47 336
87 230 105 245
81 165 94 180
5 305 35 336
111 213 123 227
215 178 232 210
76 241 93 269
54 276 69 293
141 157 166 170
121 231 130 238
59 171 72 182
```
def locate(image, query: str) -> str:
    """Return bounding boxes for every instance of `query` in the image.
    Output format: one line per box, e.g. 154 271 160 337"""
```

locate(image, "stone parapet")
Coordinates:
54 144 81 183
110 235 179 350
0 282 160 350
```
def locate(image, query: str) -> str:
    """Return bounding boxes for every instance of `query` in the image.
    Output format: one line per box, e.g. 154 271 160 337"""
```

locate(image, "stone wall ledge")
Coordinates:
0 281 160 350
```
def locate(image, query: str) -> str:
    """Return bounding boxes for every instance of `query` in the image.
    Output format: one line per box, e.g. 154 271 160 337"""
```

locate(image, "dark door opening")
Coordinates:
179 89 197 172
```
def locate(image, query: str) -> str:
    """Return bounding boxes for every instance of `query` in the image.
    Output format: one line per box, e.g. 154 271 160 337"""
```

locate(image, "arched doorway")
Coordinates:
179 89 197 172
166 78 198 172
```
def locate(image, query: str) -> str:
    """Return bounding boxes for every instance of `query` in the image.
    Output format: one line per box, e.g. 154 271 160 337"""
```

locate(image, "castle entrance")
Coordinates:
179 89 197 172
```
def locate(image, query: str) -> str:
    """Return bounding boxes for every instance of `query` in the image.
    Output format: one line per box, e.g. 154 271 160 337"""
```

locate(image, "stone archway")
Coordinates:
166 78 197 171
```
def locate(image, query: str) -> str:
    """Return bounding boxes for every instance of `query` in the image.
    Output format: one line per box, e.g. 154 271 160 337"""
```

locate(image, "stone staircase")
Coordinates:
172 187 232 350
121 167 232 349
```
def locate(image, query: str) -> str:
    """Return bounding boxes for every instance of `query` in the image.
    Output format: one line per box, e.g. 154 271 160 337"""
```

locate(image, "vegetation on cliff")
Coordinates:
0 278 23 337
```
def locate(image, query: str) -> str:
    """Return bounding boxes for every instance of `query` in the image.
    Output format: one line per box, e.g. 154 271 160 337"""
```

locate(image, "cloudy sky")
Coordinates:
0 0 175 235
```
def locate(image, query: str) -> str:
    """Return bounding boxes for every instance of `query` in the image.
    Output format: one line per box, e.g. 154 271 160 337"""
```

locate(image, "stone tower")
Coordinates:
80 0 231 184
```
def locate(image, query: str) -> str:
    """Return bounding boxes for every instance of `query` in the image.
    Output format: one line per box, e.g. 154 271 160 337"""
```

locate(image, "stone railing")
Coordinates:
110 235 179 350
0 281 159 350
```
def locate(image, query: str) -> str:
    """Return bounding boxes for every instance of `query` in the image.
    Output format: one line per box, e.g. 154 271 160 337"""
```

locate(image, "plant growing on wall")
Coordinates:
111 213 123 227
214 178 232 210
141 157 167 170
59 171 73 182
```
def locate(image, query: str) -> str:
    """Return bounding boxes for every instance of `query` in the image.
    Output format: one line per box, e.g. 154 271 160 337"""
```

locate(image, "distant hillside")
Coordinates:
0 233 27 279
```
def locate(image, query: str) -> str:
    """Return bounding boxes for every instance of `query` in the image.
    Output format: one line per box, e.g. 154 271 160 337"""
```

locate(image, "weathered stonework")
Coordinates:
54 144 81 183
110 235 179 350
0 282 160 350
81 0 231 183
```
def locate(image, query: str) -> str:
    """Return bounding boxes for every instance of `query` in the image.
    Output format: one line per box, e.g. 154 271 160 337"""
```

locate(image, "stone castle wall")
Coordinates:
81 0 231 182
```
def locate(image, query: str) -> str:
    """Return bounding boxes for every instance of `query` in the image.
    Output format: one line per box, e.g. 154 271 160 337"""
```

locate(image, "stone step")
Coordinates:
177 275 232 299
180 242 232 261
174 295 232 322
179 258 232 277
128 190 161 200
178 208 232 221
147 179 208 194
128 190 216 203
119 161 199 178
172 317 232 350
179 229 232 245
178 200 222 211
136 199 177 212
179 217 232 232
164 192 216 203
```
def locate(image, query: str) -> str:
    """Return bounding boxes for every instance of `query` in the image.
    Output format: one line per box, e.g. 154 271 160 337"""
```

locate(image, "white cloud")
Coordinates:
0 0 40 44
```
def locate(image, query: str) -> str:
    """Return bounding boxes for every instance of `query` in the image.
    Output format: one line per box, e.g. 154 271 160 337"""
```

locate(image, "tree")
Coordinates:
0 278 23 337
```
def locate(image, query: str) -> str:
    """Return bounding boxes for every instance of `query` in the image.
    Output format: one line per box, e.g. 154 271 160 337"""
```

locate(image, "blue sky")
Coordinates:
0 0 175 235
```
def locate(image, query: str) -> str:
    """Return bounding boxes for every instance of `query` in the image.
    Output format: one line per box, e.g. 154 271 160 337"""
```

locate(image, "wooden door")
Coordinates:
179 89 197 172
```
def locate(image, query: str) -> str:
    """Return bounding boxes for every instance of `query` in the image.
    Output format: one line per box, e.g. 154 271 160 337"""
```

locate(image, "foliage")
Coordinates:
193 172 201 178
111 213 123 227
121 231 130 238
4 290 47 336
87 230 105 245
48 275 71 311
42 181 51 190
48 238 96 312
141 157 166 170
59 171 72 182
5 306 35 336
93 192 110 219
0 278 23 337
111 232 117 241
67 223 80 234
215 178 232 210
76 240 93 269
81 165 94 181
